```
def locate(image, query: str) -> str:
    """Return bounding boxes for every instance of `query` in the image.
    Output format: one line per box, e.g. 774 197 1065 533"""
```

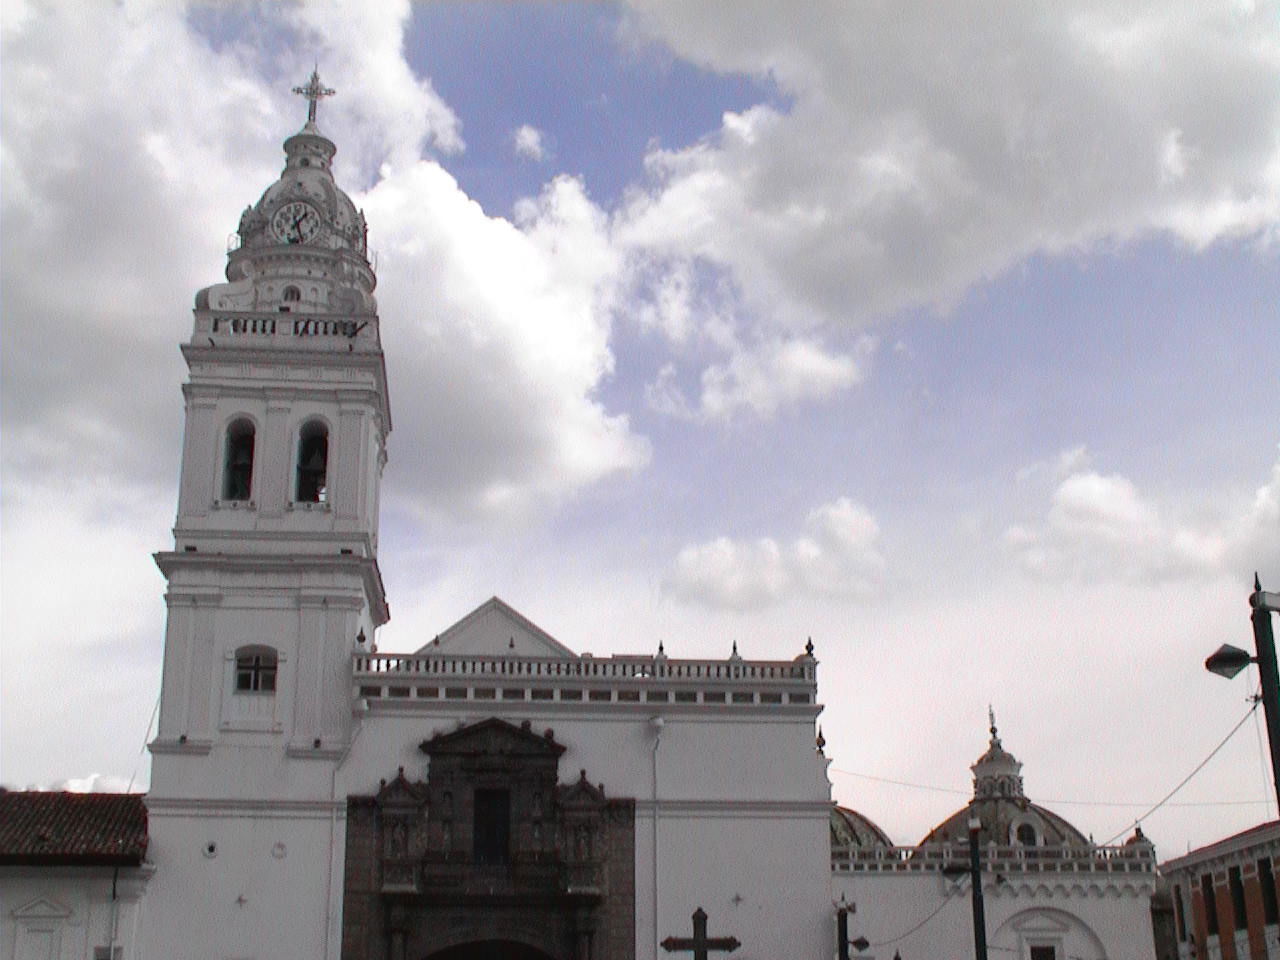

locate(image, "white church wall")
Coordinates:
2 868 148 960
140 808 341 960
831 869 1157 960
643 810 834 960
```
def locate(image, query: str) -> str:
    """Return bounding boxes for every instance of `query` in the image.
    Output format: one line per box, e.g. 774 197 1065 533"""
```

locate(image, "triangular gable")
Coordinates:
375 768 427 808
12 897 72 920
414 597 576 658
420 717 567 759
1010 910 1071 934
559 769 608 809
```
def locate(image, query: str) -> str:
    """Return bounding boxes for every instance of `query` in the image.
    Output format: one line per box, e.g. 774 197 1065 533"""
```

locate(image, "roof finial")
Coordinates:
293 67 335 126
988 704 999 744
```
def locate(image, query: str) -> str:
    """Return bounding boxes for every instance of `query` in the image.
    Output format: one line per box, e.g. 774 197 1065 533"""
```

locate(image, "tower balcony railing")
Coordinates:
352 651 818 709
831 842 1156 875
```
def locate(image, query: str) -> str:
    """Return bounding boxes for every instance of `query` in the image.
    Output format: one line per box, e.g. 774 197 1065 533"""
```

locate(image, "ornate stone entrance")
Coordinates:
425 942 557 960
342 719 636 960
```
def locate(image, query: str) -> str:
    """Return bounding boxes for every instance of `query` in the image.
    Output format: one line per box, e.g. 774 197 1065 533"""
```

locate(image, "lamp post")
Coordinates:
835 897 870 960
1205 575 1280 815
941 818 989 960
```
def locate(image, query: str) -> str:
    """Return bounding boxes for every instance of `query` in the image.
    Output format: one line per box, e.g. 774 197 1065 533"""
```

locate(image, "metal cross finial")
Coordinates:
293 68 335 125
988 705 998 742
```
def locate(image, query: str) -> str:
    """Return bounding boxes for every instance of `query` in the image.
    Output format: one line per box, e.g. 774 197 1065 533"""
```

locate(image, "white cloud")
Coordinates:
513 123 547 162
668 536 791 609
644 335 873 422
699 335 872 421
1004 448 1280 582
365 166 649 517
0 1 649 787
667 497 885 609
615 0 1280 327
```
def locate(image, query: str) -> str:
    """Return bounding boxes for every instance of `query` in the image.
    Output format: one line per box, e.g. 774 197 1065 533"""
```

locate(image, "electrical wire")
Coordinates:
864 886 965 947
830 746 1271 810
125 691 161 794
1097 698 1260 846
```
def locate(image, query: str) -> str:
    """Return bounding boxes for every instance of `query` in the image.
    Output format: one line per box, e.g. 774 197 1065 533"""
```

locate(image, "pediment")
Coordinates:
376 767 428 808
1010 910 1071 934
12 896 71 920
414 597 576 658
420 717 566 759
559 770 608 808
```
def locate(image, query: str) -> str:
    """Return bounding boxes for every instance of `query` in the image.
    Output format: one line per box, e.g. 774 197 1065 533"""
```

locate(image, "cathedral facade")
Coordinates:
139 77 833 960
3 78 1164 960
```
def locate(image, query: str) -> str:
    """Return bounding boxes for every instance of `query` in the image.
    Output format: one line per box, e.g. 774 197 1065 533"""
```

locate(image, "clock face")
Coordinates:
271 201 322 244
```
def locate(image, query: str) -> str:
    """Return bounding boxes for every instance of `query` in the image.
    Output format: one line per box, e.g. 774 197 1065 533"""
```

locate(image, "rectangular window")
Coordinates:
235 653 276 692
1230 866 1248 930
1173 883 1187 942
473 789 510 865
1260 857 1279 925
1029 948 1056 960
1203 872 1220 936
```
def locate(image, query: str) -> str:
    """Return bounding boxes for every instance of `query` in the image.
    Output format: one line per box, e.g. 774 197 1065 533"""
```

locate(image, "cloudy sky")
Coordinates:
3 0 1279 856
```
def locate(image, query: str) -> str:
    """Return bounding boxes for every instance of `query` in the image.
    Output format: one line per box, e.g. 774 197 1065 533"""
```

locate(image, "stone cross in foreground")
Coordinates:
661 907 741 960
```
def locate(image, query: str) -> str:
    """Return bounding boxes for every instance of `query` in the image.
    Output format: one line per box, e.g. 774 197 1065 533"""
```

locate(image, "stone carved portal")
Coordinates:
425 943 557 960
342 718 636 960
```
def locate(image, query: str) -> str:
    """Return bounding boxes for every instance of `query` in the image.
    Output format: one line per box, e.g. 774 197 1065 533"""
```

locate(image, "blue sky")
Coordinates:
3 0 1279 855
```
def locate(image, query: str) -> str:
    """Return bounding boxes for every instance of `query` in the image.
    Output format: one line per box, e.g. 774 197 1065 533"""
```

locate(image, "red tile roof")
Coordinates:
0 791 148 866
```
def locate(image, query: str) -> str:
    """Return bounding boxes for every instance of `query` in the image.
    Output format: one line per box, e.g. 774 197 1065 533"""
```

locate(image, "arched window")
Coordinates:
234 646 277 693
222 419 255 501
296 420 329 502
283 285 301 302
1016 823 1038 847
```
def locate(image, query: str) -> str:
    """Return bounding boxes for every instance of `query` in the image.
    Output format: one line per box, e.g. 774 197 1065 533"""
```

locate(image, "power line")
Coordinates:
125 691 161 795
830 767 1268 808
1097 699 1260 846
864 887 965 946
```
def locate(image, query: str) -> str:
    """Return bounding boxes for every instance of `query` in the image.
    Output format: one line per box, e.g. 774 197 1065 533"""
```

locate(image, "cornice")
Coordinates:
154 550 389 624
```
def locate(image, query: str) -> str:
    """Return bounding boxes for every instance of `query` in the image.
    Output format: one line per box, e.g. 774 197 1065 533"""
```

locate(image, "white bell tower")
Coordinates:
150 69 390 778
144 73 390 960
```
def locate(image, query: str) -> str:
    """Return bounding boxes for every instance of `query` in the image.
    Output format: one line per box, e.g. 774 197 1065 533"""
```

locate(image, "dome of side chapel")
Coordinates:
917 711 1089 849
831 804 893 849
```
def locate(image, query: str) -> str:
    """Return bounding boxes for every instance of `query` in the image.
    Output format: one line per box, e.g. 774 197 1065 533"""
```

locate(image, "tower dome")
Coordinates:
196 70 376 317
917 709 1089 849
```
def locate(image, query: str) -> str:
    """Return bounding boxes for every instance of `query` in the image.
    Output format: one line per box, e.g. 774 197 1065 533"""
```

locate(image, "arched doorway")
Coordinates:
426 941 559 960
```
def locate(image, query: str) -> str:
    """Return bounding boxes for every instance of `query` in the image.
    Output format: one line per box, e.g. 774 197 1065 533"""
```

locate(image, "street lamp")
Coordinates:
1204 575 1280 815
941 818 989 960
835 898 870 959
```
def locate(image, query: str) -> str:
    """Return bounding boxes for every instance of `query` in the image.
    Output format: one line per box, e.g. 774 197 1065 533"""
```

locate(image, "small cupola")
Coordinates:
971 706 1025 800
